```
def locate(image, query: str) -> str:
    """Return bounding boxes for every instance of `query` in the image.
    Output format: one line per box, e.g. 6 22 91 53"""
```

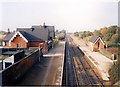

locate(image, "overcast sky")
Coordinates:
0 0 119 32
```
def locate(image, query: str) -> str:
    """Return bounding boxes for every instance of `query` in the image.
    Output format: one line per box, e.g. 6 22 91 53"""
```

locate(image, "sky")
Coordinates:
0 0 119 32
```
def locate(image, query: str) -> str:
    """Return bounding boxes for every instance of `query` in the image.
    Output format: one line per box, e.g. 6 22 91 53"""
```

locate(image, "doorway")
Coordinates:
98 42 100 49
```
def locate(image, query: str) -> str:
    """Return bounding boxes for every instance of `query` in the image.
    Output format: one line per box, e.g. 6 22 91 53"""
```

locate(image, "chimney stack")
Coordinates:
8 28 10 33
43 22 45 26
43 22 47 28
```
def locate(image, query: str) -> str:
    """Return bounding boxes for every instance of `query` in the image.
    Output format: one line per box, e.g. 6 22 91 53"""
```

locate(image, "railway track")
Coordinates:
62 36 104 86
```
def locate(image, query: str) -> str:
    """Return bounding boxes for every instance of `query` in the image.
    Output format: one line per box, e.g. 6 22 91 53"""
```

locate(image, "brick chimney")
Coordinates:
43 22 47 28
8 28 10 33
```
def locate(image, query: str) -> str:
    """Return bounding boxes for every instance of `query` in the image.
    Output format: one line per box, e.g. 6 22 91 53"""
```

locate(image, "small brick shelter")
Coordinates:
89 36 105 51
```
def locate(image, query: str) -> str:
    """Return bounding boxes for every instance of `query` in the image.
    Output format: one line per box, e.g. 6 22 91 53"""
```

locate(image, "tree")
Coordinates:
93 30 101 36
77 25 119 47
109 61 119 84
74 32 79 36
107 26 117 34
100 27 108 36
56 33 65 40
111 34 117 42
115 35 120 43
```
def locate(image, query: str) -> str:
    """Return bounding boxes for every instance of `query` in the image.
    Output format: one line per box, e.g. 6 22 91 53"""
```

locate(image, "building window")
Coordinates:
98 42 100 48
2 41 6 46
17 43 21 48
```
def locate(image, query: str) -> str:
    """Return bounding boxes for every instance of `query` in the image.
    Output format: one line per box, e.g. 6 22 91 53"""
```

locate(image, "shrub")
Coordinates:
53 39 59 46
56 33 65 40
108 61 120 84
74 32 79 36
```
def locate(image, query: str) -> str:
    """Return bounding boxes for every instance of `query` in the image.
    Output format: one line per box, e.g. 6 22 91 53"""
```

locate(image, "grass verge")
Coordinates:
0 55 9 60
108 61 120 84
99 51 112 60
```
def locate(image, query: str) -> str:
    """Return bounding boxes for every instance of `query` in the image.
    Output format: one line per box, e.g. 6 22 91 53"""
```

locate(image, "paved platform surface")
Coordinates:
70 34 113 81
15 41 65 86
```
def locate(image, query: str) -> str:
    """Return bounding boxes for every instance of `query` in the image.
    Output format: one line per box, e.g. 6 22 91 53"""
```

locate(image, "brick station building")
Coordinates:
89 36 105 51
2 24 55 53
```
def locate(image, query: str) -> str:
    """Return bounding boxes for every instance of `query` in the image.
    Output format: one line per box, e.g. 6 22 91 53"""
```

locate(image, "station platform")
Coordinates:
70 35 113 81
15 41 65 86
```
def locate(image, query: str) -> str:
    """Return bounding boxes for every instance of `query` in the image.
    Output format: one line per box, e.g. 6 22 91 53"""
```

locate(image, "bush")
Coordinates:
53 39 59 46
74 32 79 36
56 33 65 40
108 61 120 84
107 41 118 47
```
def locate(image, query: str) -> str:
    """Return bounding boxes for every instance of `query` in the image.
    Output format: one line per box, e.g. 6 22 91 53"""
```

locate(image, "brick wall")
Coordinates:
93 39 104 51
3 34 28 48
29 41 44 47
42 42 48 54
29 41 48 54
1 49 42 86
11 34 28 48
3 41 9 48
2 34 49 54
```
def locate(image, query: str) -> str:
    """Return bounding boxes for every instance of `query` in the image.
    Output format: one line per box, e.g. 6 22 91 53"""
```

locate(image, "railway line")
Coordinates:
62 36 104 86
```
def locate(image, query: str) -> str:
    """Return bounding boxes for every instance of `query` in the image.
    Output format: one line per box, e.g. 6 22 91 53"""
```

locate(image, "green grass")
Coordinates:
109 61 119 84
100 51 119 60
99 51 112 60
0 55 9 60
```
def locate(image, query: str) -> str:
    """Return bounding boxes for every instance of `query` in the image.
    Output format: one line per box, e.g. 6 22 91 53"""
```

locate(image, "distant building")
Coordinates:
89 36 105 51
2 24 55 53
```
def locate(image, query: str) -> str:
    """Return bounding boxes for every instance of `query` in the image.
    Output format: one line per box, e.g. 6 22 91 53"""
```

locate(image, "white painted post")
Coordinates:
39 44 40 62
